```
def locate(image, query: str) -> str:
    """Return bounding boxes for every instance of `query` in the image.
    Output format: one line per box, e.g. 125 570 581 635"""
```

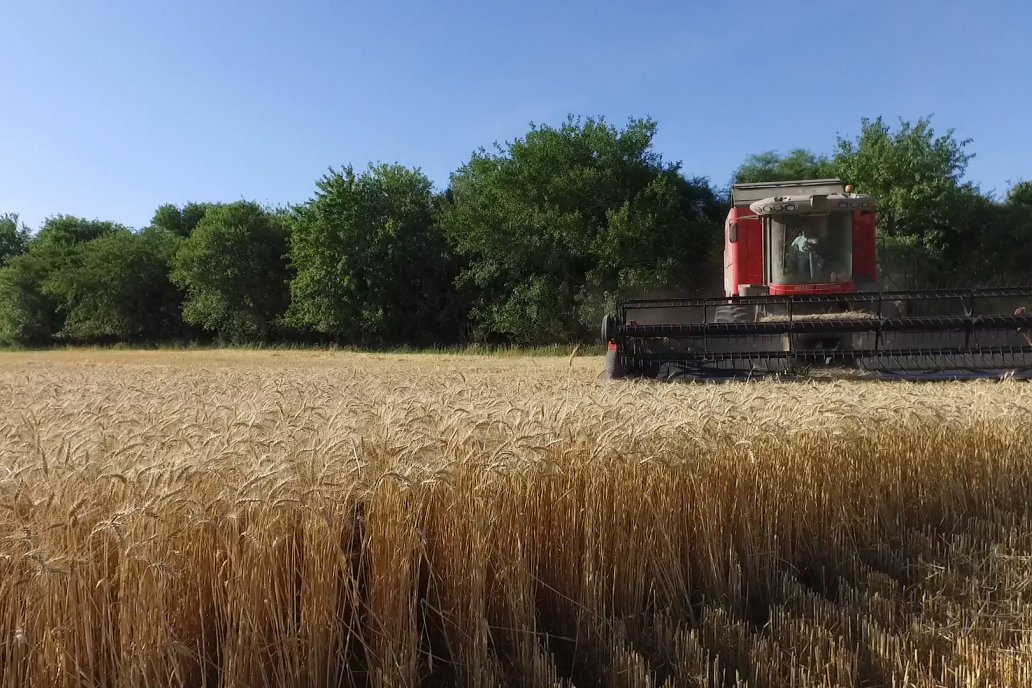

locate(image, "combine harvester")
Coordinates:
602 179 1032 381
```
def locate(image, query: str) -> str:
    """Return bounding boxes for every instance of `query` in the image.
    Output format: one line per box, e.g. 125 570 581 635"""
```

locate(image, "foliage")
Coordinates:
150 202 218 237
0 252 62 345
171 201 291 343
0 213 30 267
441 116 723 343
0 216 129 345
1006 180 1032 208
288 164 460 346
833 116 975 285
951 187 1032 284
43 228 185 341
732 148 835 184
33 214 124 248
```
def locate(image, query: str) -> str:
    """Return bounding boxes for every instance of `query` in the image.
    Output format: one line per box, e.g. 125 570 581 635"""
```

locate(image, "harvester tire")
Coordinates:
601 314 624 380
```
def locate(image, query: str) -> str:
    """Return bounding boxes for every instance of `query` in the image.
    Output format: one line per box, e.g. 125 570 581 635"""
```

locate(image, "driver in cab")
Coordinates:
791 226 820 253
790 226 825 278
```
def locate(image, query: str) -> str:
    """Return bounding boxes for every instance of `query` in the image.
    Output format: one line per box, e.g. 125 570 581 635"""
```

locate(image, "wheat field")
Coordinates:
1 350 1031 687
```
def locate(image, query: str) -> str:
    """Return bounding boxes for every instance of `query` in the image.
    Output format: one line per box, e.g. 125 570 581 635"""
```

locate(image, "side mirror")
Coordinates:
728 222 738 243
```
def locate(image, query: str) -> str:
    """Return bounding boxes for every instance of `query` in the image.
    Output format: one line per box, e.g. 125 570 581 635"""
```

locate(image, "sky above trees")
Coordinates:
1 0 1029 229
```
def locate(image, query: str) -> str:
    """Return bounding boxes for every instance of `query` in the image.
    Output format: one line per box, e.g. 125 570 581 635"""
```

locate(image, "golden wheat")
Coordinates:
1 349 1031 687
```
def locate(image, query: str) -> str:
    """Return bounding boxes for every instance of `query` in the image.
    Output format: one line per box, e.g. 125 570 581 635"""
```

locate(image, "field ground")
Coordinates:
2 350 1031 687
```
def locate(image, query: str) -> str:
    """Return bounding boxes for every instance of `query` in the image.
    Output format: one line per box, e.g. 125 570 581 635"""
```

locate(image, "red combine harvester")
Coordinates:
602 179 1032 380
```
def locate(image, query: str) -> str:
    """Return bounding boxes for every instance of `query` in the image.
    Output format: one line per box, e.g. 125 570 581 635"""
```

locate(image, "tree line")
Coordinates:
2 115 1030 348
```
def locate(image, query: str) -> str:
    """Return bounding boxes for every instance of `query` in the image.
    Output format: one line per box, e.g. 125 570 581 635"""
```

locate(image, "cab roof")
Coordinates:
731 179 846 207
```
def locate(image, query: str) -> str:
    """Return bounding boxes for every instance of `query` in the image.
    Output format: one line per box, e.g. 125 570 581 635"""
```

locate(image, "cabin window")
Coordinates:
768 213 853 285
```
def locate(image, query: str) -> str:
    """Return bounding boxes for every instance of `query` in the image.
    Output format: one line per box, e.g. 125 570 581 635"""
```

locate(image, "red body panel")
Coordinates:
852 210 877 285
723 208 764 297
769 282 855 296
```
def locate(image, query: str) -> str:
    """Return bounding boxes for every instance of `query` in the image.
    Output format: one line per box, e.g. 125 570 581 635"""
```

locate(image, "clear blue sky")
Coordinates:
1 0 1029 230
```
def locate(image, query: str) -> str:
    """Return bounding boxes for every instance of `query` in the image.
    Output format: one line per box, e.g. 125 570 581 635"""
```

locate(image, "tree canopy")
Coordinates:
288 164 458 346
733 149 835 184
151 202 218 237
0 216 130 345
34 215 124 248
832 116 978 286
1007 181 1032 208
0 214 30 267
441 116 722 343
171 201 291 343
45 227 185 342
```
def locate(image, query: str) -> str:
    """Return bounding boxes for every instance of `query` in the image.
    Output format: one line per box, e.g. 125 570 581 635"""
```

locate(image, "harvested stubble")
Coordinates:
1 350 1032 688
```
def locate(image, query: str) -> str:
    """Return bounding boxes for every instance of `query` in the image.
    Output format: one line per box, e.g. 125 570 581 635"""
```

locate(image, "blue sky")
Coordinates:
1 0 1028 229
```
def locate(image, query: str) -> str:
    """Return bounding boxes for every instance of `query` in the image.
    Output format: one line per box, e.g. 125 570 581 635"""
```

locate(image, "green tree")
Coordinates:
288 164 459 345
440 116 723 343
832 116 975 286
0 216 127 345
150 202 217 237
733 149 834 184
1007 180 1032 208
1000 184 1032 281
43 228 185 342
956 183 1032 283
0 253 59 345
0 213 30 267
33 215 123 248
171 201 290 343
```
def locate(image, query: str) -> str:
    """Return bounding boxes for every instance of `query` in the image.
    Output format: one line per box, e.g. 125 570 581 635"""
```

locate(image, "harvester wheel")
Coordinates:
601 314 618 345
